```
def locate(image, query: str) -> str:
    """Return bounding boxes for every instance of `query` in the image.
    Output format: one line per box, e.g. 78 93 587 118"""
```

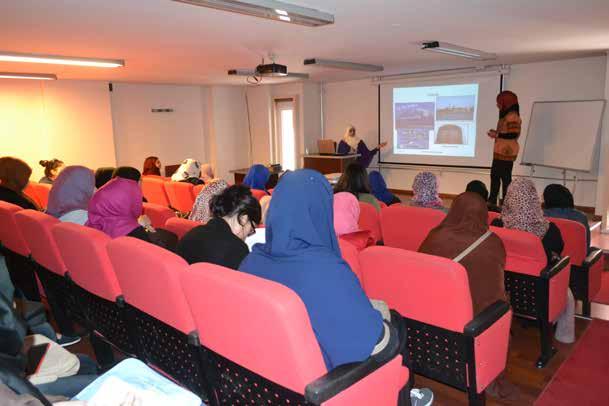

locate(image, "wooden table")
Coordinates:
302 154 359 174
230 168 281 189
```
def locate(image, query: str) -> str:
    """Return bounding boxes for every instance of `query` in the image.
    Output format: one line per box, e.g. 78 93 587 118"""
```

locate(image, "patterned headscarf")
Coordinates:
189 179 229 223
501 178 549 238
411 172 444 209
171 159 201 182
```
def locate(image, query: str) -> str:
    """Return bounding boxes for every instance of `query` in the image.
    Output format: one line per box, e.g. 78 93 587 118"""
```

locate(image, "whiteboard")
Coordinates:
521 100 605 172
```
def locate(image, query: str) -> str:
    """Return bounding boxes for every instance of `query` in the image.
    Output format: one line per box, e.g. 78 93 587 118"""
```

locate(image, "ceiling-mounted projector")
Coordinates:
256 62 288 77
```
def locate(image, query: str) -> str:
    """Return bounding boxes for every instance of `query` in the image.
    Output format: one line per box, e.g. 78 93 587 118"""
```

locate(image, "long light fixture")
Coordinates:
173 0 334 27
304 58 384 72
421 41 496 61
0 51 124 68
0 72 57 80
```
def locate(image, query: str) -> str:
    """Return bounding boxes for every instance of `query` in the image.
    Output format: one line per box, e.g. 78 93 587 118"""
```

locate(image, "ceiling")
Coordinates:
1 0 608 85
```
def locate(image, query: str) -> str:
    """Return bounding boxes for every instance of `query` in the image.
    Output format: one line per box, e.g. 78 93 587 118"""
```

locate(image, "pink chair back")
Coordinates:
359 246 473 332
250 189 268 201
192 184 205 199
0 201 30 256
181 264 326 394
338 238 362 283
32 183 51 209
52 222 121 301
163 218 199 240
141 177 171 207
142 203 176 228
548 218 586 267
164 182 195 213
381 205 445 251
490 226 547 277
487 211 500 225
14 210 66 275
358 202 381 243
23 183 43 209
379 201 388 209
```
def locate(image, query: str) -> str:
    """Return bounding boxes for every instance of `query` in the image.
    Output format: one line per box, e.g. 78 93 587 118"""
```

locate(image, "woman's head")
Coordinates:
171 159 201 182
496 90 518 111
189 179 229 223
335 163 370 197
466 180 489 202
142 156 161 176
47 166 95 218
0 157 32 193
412 172 443 208
502 178 549 238
543 184 574 210
333 192 360 237
200 163 214 182
211 185 261 241
442 192 488 234
39 159 64 180
113 166 142 183
95 167 115 189
344 125 356 138
243 164 271 190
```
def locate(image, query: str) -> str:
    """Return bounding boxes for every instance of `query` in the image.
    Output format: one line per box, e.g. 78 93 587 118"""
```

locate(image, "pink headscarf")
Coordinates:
333 192 360 236
86 177 143 238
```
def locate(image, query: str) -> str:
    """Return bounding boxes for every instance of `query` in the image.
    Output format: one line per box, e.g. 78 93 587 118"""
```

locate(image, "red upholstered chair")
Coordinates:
359 246 512 406
338 238 362 283
250 188 268 201
491 226 570 368
164 181 195 214
379 201 388 209
0 202 40 300
548 217 603 317
487 211 500 225
142 202 176 229
107 237 207 396
163 217 199 240
192 184 205 199
380 205 445 251
141 176 171 207
23 183 43 209
181 264 410 405
358 202 382 243
31 183 51 209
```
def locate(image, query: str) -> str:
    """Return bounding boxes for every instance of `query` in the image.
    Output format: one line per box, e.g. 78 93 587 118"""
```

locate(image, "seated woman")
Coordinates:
337 125 387 168
239 169 384 370
113 166 142 182
369 170 400 206
189 179 229 223
410 172 446 212
200 163 215 184
142 156 162 176
334 163 381 211
171 159 204 185
94 167 115 189
543 184 590 250
334 192 375 251
38 159 64 184
0 157 38 210
492 178 573 343
245 195 271 251
242 164 270 192
46 166 95 225
177 185 260 269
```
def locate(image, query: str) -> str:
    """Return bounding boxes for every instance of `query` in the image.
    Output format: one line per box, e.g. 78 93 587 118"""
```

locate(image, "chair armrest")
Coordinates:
540 256 570 280
304 322 401 404
463 300 511 337
583 248 603 268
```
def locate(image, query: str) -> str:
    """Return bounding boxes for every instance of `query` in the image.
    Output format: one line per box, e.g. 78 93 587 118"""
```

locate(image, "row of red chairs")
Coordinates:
0 201 411 405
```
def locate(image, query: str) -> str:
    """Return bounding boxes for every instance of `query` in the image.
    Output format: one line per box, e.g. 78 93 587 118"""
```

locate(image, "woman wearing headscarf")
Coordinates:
200 163 215 183
239 169 384 370
410 172 445 212
333 192 375 251
337 125 387 168
171 159 204 185
334 163 381 211
189 179 229 223
0 157 38 210
113 166 141 182
46 166 95 225
543 184 590 250
142 156 162 176
368 170 400 206
242 164 270 192
487 90 522 205
94 167 115 189
245 195 271 251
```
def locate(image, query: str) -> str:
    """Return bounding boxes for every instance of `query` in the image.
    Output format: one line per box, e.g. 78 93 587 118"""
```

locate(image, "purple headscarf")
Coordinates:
411 172 444 209
86 177 143 238
47 166 95 218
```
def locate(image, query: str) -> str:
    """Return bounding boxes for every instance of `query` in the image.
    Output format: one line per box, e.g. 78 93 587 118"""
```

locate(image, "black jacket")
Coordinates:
0 187 38 210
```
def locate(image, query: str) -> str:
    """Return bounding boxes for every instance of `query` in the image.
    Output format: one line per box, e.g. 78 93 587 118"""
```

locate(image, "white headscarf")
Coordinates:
171 159 201 182
342 125 360 152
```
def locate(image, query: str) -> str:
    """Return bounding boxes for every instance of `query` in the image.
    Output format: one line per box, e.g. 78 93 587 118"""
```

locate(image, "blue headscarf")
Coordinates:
368 170 394 205
239 169 382 370
242 164 270 191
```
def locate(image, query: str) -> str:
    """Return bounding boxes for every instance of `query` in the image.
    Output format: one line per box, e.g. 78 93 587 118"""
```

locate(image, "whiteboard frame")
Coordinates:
520 99 606 173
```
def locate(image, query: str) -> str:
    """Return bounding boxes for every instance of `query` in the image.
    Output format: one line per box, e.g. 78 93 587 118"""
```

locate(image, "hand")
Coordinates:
487 129 498 139
137 215 155 232
378 142 388 149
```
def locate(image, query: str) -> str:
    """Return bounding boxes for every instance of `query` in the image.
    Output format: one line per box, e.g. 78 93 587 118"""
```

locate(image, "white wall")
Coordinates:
245 85 272 165
322 56 607 210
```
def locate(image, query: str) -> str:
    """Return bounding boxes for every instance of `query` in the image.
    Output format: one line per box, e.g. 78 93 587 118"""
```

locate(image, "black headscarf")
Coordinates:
543 184 574 209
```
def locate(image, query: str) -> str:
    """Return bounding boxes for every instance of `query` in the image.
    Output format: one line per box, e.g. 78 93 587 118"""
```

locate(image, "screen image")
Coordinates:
393 84 478 158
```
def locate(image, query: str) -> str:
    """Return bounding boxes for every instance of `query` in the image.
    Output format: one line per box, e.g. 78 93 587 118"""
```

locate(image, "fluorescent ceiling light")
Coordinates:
420 41 496 61
0 72 57 80
0 51 124 68
304 58 384 72
173 0 334 27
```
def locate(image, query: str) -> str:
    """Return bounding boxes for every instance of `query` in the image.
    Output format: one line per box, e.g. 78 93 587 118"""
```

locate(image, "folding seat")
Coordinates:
163 217 200 240
164 181 195 214
142 202 176 229
31 183 51 209
107 236 208 397
358 202 382 243
52 223 136 360
548 217 603 317
381 205 445 251
181 264 410 405
192 183 205 199
13 210 77 335
250 188 268 201
141 176 171 207
22 183 44 209
0 202 40 300
491 226 570 368
359 246 512 406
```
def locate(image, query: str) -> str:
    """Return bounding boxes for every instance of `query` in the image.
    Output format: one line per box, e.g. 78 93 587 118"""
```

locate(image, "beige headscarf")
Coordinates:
342 125 360 151
171 159 201 182
200 163 214 182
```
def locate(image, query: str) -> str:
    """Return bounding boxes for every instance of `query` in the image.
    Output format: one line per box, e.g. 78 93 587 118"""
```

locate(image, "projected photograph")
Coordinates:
436 95 475 121
435 124 465 145
397 128 430 150
395 102 435 128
